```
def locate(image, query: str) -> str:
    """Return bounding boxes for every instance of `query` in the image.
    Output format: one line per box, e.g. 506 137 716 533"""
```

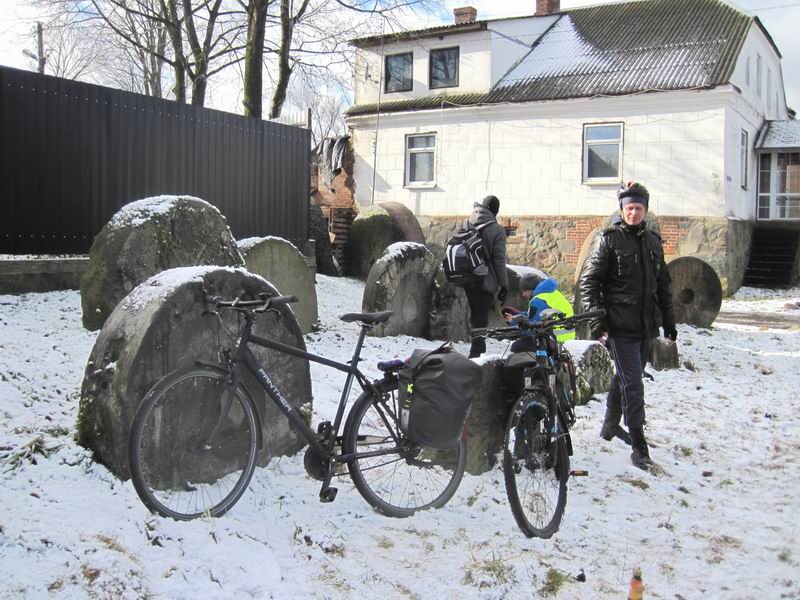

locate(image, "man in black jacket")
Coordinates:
463 195 509 358
579 182 676 470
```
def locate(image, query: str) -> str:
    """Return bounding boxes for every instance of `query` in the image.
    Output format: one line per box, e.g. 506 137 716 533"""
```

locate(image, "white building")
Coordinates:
345 0 798 290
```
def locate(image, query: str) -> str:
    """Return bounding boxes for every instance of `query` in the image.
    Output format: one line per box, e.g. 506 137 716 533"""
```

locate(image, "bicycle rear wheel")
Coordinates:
129 365 259 521
343 377 466 517
503 393 569 538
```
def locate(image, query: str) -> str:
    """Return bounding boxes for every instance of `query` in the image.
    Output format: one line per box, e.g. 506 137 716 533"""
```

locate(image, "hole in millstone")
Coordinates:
678 288 695 305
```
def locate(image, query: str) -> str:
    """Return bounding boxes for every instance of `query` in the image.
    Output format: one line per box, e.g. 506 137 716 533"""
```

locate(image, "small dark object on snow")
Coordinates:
576 569 586 582
765 412 774 419
683 359 697 371
702 470 713 477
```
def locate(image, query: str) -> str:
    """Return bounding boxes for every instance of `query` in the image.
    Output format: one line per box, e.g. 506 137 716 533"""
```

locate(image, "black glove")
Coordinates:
497 287 507 304
590 323 607 341
664 324 678 342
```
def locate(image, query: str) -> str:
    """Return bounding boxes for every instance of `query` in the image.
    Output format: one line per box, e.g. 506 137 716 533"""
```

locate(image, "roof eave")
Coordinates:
350 21 488 48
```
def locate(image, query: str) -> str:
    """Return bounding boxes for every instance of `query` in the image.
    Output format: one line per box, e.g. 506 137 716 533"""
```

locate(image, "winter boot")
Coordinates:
469 335 486 359
599 419 632 446
629 427 655 471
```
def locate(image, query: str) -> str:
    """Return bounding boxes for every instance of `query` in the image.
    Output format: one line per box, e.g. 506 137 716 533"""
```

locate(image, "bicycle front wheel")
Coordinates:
503 394 569 538
343 377 466 517
129 365 259 521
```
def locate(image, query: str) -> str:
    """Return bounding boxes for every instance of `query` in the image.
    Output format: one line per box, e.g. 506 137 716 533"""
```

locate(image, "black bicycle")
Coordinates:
128 293 466 521
475 308 605 538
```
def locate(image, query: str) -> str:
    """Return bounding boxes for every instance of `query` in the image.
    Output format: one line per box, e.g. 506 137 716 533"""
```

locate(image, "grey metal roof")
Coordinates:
346 0 753 118
350 20 487 48
756 120 800 150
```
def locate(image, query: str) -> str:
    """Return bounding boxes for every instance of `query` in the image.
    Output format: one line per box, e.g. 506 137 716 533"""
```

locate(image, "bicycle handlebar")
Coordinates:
473 308 606 340
206 293 299 313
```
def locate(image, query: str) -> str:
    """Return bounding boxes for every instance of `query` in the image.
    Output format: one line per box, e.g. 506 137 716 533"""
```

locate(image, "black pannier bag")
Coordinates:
398 344 483 449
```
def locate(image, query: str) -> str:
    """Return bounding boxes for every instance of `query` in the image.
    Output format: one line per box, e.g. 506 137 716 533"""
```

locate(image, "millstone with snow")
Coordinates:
428 267 471 342
77 266 310 480
238 236 319 334
362 242 439 337
80 195 244 331
346 202 426 279
462 357 507 475
563 340 615 405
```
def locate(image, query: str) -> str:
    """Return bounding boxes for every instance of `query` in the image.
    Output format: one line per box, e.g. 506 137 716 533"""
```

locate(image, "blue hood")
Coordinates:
533 277 558 295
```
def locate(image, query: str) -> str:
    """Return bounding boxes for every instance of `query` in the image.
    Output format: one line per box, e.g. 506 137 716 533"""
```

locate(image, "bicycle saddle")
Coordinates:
504 352 539 369
339 311 393 324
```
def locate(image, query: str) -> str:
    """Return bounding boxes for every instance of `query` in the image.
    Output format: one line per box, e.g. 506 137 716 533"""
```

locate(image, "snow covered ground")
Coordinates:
1 277 799 599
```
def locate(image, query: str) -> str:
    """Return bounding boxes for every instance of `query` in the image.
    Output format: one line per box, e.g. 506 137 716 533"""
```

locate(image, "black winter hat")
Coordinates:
617 181 649 210
481 195 500 215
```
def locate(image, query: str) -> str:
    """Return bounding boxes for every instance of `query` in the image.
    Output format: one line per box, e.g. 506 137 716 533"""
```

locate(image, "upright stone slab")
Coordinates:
238 236 319 333
428 267 471 343
464 357 507 475
650 338 680 370
77 267 311 480
346 202 425 279
362 242 439 337
80 196 244 331
668 256 722 328
563 340 615 405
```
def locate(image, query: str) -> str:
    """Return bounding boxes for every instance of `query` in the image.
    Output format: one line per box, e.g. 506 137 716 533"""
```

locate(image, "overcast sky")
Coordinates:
0 0 798 111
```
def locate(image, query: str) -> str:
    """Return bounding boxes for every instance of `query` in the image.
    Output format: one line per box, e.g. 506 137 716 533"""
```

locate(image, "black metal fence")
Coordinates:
0 66 310 254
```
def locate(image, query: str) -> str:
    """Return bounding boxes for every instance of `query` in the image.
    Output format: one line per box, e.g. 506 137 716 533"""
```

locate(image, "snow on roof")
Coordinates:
756 120 800 150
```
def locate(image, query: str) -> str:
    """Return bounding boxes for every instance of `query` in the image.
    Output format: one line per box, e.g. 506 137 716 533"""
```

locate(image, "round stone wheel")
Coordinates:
668 256 722 328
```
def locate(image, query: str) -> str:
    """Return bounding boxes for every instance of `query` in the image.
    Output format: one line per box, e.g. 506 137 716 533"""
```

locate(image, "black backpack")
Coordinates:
398 344 483 449
442 221 490 286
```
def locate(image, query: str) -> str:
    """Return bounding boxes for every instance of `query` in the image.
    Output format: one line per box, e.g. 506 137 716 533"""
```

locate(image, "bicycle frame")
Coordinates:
216 309 381 464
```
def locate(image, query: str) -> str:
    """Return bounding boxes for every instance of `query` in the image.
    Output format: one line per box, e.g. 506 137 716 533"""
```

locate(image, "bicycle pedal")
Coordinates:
319 486 338 503
570 469 590 477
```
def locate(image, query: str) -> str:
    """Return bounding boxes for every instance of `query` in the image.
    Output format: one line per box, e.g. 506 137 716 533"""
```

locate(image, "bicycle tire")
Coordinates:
129 365 259 521
503 393 569 538
343 377 466 517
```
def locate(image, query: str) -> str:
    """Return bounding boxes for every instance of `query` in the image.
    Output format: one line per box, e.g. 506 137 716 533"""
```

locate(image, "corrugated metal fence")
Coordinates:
0 66 310 254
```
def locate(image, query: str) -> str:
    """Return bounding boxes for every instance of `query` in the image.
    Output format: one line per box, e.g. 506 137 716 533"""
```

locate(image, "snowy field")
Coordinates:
1 276 799 599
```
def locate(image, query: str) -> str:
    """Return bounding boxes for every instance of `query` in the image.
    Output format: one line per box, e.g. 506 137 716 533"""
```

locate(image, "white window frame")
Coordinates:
404 133 436 188
740 129 749 190
582 122 624 184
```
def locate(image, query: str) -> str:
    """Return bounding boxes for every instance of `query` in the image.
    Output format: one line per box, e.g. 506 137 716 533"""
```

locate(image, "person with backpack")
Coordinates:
460 195 508 358
502 275 575 352
578 181 676 471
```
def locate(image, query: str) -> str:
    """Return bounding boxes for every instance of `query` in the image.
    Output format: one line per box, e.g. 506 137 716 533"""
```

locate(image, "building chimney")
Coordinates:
535 0 560 15
454 6 477 24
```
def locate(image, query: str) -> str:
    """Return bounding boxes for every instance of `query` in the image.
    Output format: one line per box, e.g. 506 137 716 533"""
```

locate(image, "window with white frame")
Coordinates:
582 123 623 183
405 133 436 186
740 129 749 189
385 52 413 93
429 47 459 89
756 54 762 97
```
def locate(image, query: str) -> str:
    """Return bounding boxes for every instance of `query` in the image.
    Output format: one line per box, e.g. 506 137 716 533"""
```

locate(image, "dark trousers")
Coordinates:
605 335 652 430
465 288 495 357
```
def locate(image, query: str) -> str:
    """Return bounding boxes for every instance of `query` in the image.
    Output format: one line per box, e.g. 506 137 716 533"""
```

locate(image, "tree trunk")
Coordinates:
243 0 268 118
269 0 294 119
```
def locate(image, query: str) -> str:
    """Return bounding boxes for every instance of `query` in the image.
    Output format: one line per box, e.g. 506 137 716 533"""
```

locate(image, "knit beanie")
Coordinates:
617 181 649 210
481 195 500 216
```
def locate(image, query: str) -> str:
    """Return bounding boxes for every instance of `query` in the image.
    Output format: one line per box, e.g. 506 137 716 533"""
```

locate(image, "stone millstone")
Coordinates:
650 338 680 370
77 266 310 480
668 256 722 328
463 357 506 475
563 340 614 405
80 195 244 331
238 236 319 333
428 267 471 342
362 242 438 337
346 202 425 279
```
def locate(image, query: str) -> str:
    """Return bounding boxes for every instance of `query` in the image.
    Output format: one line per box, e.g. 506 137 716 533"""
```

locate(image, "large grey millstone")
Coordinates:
668 256 722 328
464 357 507 475
238 236 319 333
428 267 471 342
346 202 425 279
77 266 311 480
362 242 438 337
80 195 244 331
563 340 614 405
